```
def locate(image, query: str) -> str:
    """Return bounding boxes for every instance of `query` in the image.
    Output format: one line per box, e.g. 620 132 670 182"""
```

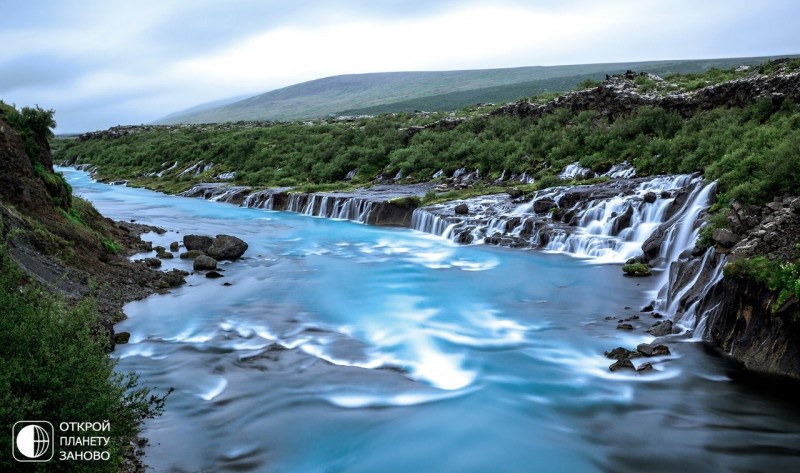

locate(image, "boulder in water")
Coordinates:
193 255 217 271
646 320 673 337
206 235 248 260
454 203 469 215
206 270 224 278
609 359 635 372
637 343 671 356
169 241 180 251
180 250 206 259
183 235 213 252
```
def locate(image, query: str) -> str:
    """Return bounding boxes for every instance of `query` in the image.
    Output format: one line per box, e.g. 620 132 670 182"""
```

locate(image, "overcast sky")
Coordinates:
2 0 798 133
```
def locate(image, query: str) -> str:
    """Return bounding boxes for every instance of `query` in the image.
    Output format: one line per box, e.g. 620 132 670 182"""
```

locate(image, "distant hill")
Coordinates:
156 56 793 124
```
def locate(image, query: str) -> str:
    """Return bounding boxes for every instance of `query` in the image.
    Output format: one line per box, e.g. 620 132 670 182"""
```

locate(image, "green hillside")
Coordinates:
157 56 791 124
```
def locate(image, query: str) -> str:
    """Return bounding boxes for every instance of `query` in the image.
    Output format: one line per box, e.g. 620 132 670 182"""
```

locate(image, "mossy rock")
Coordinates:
622 262 652 277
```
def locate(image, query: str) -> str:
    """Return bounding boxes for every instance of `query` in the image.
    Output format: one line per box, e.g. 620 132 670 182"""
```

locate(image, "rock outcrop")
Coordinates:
206 235 248 260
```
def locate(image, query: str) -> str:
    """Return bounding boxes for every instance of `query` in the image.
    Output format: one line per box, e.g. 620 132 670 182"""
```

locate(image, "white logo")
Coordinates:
12 421 54 462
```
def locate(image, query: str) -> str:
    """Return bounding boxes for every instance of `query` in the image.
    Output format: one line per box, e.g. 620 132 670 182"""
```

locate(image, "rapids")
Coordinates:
61 168 800 472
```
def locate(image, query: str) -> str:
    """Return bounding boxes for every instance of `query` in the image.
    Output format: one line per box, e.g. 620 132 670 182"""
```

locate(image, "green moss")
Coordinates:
388 196 421 208
622 262 652 277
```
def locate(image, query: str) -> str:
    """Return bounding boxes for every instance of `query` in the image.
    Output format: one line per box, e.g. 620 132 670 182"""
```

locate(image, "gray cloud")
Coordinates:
1 0 798 133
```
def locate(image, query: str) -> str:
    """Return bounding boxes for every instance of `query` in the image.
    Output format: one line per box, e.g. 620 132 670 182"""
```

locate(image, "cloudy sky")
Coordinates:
2 0 798 133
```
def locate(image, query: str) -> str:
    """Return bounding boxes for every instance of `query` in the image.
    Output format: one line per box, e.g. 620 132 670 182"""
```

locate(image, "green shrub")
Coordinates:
0 245 169 472
102 238 121 254
724 256 800 313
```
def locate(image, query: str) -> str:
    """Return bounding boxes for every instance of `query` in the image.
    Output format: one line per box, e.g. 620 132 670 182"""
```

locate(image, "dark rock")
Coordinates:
605 347 634 360
652 312 663 319
180 250 206 259
637 343 671 356
144 257 161 268
183 234 213 252
712 228 740 248
454 203 469 215
205 270 224 278
636 362 654 373
610 205 634 236
206 234 248 260
114 331 131 344
624 315 640 321
765 201 784 212
641 303 654 312
646 320 673 337
156 250 173 259
643 192 657 203
617 323 634 330
532 197 557 214
223 281 232 286
507 187 523 198
193 255 217 271
609 359 635 372
169 241 180 251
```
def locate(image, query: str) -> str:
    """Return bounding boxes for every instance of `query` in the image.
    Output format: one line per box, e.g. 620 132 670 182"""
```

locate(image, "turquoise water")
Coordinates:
62 168 800 472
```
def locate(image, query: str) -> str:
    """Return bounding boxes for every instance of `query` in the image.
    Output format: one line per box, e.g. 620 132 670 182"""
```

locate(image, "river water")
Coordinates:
62 168 800 472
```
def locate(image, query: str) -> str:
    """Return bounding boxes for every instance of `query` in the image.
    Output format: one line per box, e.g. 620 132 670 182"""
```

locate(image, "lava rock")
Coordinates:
617 323 634 330
454 203 469 215
205 270 224 279
637 343 671 356
183 234 213 252
144 257 161 268
605 347 634 360
507 187 523 198
114 331 131 344
533 197 557 214
643 192 657 204
609 359 635 372
636 362 654 373
712 228 740 248
169 241 180 251
646 320 673 337
193 255 218 271
206 235 248 260
180 250 206 259
156 250 173 259
641 303 654 312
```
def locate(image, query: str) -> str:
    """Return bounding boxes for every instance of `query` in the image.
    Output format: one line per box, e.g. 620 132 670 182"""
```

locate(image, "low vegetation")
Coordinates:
622 262 653 277
55 61 800 211
0 245 168 472
724 252 800 315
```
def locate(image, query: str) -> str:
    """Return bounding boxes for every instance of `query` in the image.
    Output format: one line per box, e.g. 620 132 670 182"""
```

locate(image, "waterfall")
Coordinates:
411 174 710 264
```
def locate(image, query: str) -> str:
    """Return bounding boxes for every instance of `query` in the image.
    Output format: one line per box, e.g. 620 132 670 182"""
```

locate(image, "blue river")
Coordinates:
62 168 800 472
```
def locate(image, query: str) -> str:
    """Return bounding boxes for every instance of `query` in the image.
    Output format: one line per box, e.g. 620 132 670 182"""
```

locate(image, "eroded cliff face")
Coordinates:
0 115 186 333
680 197 800 378
704 277 800 377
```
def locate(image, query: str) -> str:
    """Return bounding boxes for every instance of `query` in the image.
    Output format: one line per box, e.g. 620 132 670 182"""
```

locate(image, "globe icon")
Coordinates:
16 424 50 459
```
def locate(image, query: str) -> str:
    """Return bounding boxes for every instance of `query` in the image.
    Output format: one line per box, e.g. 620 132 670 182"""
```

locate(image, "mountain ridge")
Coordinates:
156 55 797 124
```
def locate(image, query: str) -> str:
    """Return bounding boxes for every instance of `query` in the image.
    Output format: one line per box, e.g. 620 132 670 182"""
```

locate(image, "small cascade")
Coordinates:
242 190 276 210
411 209 454 237
412 174 712 264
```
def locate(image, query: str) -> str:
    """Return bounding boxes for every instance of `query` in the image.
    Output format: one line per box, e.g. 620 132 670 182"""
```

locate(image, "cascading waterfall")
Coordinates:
411 173 729 337
412 174 708 263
